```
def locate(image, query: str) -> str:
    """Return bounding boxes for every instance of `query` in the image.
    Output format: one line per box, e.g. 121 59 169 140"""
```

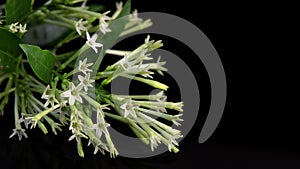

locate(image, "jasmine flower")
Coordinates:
171 114 184 126
9 22 19 33
99 22 112 34
41 85 58 107
60 82 84 106
19 23 27 33
78 73 95 92
75 19 88 35
86 32 103 53
129 9 142 22
149 134 161 151
120 55 135 71
120 99 138 118
78 58 93 75
9 128 28 140
167 136 179 152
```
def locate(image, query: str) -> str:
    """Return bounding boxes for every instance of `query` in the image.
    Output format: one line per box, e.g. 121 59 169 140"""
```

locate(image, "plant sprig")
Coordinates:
0 0 184 157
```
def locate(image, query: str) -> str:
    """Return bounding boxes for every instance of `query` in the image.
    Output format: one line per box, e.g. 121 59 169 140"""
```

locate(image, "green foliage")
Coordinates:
0 28 22 72
5 0 33 24
20 44 55 84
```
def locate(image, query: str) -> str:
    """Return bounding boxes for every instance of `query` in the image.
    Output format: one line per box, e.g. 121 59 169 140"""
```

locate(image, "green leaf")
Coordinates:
0 27 22 72
5 0 33 24
20 44 55 84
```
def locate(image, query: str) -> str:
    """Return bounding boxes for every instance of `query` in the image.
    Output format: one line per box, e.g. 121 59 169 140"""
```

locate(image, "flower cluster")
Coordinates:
110 91 184 152
9 22 27 33
0 0 184 158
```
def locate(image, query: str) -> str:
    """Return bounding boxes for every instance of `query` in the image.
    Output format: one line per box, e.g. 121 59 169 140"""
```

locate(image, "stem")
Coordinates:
59 5 101 18
14 91 21 129
81 94 101 110
34 104 60 121
0 87 16 98
54 50 77 60
104 112 128 123
105 49 131 56
44 19 73 29
121 74 169 91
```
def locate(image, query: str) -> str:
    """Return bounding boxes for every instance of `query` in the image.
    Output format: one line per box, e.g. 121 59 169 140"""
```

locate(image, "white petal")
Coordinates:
75 95 83 103
78 75 85 82
61 90 71 98
86 32 91 41
69 96 75 105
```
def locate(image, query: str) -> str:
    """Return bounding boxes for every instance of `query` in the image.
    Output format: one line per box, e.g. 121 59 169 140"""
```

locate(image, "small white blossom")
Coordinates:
149 134 161 151
81 0 88 8
60 82 84 106
78 73 95 92
86 32 103 53
9 22 19 33
129 9 142 22
155 91 167 102
9 128 28 140
116 2 123 10
171 114 184 126
167 136 179 152
99 11 111 24
42 85 50 99
41 85 58 107
75 19 88 35
155 56 167 75
93 143 108 155
18 115 31 129
19 23 27 33
78 58 93 75
144 35 150 44
99 22 112 34
120 99 138 118
91 109 110 139
120 55 135 71
99 12 111 34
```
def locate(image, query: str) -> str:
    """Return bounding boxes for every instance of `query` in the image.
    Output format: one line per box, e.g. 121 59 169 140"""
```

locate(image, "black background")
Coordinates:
0 0 299 169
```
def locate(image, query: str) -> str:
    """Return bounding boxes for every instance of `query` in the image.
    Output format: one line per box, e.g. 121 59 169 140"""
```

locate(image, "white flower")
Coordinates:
41 85 58 107
75 19 88 35
60 82 84 106
155 91 167 102
149 134 161 151
9 22 19 33
116 2 123 10
171 114 184 126
91 109 110 138
86 32 103 53
144 35 150 44
99 11 111 24
78 58 93 75
120 55 135 71
99 12 111 34
167 136 179 152
78 73 95 92
167 102 184 112
42 85 50 99
155 56 167 75
9 128 28 140
19 23 27 33
99 22 111 34
129 9 142 22
120 99 138 118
